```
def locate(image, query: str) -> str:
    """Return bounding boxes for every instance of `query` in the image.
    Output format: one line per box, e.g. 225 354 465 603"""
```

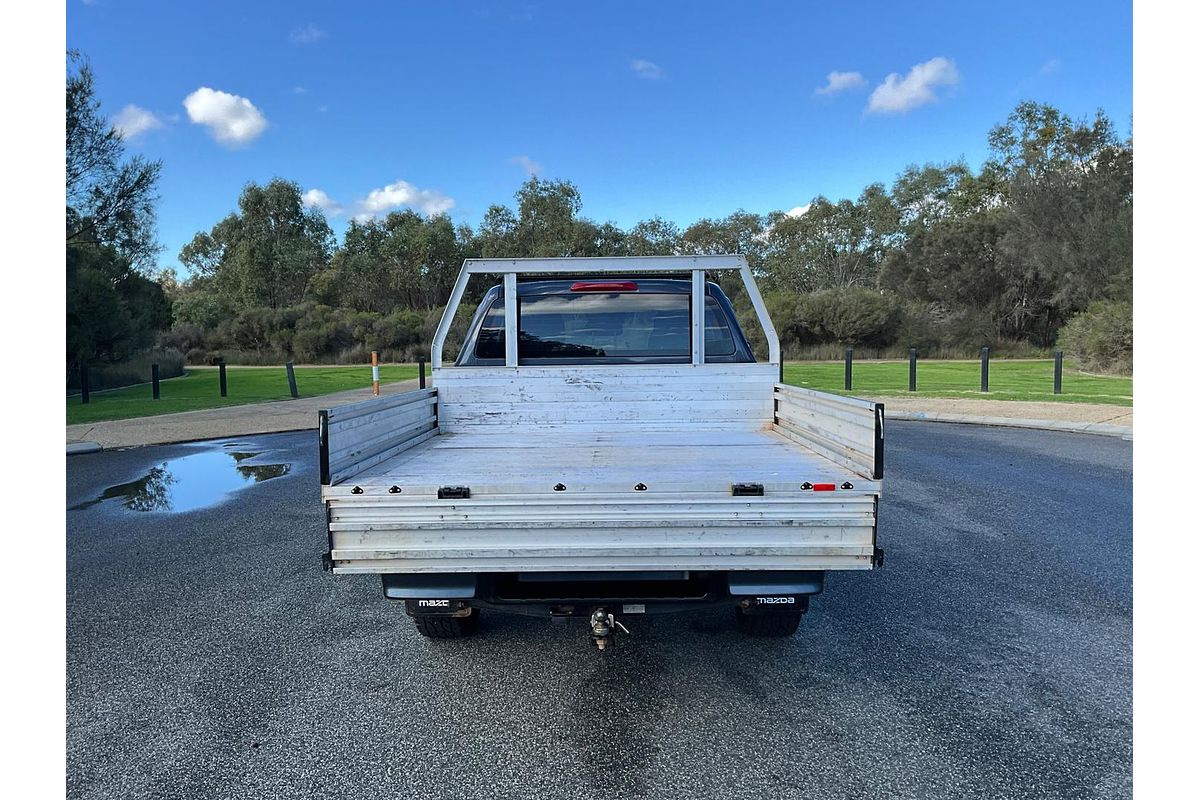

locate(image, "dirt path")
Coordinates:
873 397 1132 427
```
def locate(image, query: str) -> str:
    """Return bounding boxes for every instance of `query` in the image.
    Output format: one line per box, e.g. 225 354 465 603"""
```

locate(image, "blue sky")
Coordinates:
68 0 1132 276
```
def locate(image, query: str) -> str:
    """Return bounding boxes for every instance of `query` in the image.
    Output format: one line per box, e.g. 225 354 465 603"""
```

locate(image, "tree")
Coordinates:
473 178 607 258
179 179 335 310
679 211 768 270
622 217 680 255
765 185 899 292
67 244 171 374
66 51 162 269
156 98 1133 362
676 211 769 307
474 205 519 257
986 102 1133 318
66 50 170 378
889 160 998 236
512 178 589 256
330 210 466 313
593 222 628 256
879 211 1018 340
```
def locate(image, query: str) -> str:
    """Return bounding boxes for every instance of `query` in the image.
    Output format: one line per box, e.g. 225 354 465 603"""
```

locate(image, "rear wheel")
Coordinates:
412 610 480 639
735 608 803 637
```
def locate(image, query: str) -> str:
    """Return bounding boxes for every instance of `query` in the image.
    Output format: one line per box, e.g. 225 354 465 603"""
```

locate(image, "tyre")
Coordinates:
412 610 480 639
735 608 802 637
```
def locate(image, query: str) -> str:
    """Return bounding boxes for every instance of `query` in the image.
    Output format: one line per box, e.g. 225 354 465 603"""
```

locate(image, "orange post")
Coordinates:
371 351 380 396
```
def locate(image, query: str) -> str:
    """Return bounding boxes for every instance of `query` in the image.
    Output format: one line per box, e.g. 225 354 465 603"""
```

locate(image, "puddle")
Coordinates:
71 445 292 513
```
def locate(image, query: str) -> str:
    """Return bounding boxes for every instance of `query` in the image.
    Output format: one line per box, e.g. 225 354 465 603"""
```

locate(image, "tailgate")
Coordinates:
324 484 879 574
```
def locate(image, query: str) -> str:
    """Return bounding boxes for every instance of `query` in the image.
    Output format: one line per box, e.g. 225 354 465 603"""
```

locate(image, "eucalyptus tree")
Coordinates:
179 179 335 310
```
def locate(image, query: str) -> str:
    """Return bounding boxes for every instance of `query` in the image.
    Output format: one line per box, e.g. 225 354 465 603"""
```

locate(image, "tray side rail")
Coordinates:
320 387 439 485
773 384 885 480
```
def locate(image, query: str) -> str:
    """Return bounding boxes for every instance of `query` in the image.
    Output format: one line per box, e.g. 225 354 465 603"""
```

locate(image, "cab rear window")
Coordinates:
474 292 737 360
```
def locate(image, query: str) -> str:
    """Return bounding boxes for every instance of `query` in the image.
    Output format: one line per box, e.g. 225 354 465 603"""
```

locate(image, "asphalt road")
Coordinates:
66 423 1132 800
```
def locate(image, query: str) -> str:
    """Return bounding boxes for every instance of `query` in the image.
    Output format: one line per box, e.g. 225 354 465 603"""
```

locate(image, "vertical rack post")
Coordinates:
503 272 518 367
691 269 705 366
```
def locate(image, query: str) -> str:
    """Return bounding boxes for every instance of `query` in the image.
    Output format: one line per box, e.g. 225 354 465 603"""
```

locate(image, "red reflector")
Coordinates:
812 483 836 492
569 281 638 292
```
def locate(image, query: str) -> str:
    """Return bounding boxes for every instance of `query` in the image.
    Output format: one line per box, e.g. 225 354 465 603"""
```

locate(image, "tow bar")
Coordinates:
588 608 630 650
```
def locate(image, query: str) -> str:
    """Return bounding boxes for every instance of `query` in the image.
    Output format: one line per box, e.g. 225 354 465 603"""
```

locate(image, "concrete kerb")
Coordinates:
885 410 1133 440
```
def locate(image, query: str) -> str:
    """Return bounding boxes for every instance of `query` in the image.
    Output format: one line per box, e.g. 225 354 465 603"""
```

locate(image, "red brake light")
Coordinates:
569 281 638 292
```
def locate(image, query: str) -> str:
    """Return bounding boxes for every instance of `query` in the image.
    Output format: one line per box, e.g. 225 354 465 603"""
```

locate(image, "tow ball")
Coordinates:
588 608 630 651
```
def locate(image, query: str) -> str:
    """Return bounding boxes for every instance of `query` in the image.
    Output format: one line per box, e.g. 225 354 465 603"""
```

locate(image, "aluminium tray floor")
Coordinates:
348 427 863 493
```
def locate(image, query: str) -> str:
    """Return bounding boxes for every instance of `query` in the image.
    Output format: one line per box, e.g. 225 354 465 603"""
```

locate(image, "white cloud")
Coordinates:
630 59 664 80
289 23 326 44
183 87 268 146
867 57 959 114
291 86 308 95
1040 58 1062 74
510 155 542 177
815 71 866 96
302 188 343 216
352 180 455 220
112 104 164 140
785 204 811 218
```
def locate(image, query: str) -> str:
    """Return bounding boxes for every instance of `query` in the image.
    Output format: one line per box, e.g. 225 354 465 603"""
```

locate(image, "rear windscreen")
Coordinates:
474 292 737 360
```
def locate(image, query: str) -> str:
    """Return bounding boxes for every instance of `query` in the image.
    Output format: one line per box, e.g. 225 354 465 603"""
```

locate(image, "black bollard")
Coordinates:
218 359 227 397
908 349 917 392
844 348 853 391
80 363 90 404
286 362 299 398
152 363 160 400
1054 350 1063 395
419 357 426 389
981 347 990 393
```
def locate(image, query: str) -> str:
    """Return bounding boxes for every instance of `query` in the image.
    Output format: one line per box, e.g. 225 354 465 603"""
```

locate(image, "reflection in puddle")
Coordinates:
71 447 292 513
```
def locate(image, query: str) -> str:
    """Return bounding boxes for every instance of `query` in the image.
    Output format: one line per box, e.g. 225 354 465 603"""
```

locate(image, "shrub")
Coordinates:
159 323 209 354
292 304 358 362
751 289 903 358
371 310 426 351
171 290 232 330
1056 299 1133 375
226 307 283 351
798 288 903 348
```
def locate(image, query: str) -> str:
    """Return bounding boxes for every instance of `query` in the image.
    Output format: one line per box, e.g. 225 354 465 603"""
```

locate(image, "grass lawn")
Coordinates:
67 364 420 425
68 358 1131 426
783 359 1132 406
